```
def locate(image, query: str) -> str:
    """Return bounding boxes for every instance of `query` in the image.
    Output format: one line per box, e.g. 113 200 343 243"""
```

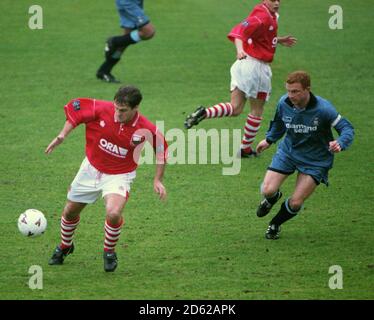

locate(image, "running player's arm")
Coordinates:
228 15 263 59
265 103 286 143
277 35 297 47
228 15 263 42
257 102 286 154
45 120 74 154
333 118 354 151
154 163 166 200
234 38 247 60
150 128 168 200
45 98 96 155
326 105 354 153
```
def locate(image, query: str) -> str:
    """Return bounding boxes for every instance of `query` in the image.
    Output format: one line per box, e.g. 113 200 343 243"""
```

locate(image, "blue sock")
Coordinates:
130 30 141 43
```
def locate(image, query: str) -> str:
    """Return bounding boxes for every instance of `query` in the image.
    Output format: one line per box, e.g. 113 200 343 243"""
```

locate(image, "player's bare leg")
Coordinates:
102 194 127 272
257 170 288 217
62 200 86 221
249 97 266 117
266 173 317 240
104 194 127 225
261 170 289 196
138 23 155 40
48 201 86 265
240 97 266 157
289 173 317 209
230 88 246 116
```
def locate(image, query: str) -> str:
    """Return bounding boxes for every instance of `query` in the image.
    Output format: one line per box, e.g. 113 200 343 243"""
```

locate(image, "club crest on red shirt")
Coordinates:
131 134 145 146
241 20 249 27
72 100 80 111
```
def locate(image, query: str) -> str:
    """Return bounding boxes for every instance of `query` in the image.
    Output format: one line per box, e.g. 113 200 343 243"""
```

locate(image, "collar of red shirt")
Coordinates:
261 3 277 19
114 111 140 127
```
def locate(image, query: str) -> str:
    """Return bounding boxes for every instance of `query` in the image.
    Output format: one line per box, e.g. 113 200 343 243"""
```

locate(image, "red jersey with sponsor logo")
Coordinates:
227 4 278 63
64 98 168 174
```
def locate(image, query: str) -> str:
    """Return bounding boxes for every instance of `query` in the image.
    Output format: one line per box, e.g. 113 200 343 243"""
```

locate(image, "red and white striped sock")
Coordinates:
104 218 123 253
60 216 80 250
241 114 262 153
205 103 234 118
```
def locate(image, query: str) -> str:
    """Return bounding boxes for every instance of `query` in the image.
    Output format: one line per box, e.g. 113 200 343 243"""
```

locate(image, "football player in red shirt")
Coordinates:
184 0 297 158
45 86 168 272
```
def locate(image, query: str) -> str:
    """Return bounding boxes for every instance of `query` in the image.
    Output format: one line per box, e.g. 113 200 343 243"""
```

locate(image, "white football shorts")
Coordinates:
67 157 136 204
230 55 272 101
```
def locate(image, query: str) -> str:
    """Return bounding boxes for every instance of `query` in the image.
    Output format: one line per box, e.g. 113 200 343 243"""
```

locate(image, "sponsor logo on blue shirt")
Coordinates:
285 123 318 133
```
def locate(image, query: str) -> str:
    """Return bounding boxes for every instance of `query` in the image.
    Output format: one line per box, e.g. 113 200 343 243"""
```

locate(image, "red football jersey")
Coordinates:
227 3 278 63
64 98 168 174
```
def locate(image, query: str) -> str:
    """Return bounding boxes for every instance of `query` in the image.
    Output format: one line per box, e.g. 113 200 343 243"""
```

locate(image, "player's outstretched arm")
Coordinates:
45 121 74 155
256 139 271 154
278 35 297 47
154 163 167 201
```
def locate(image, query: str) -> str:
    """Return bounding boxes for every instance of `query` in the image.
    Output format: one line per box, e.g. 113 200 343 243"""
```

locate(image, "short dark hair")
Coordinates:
286 71 311 89
114 85 142 108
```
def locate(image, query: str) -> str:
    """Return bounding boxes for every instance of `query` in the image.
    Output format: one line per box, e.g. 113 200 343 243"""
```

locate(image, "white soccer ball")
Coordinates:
18 209 47 237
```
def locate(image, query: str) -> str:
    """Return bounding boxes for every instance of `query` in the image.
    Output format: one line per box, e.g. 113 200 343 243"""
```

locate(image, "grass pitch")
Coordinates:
0 0 373 300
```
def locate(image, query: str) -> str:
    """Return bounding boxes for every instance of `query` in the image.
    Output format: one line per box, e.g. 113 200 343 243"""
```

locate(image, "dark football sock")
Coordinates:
97 33 137 75
270 199 300 226
97 57 120 75
265 190 281 205
111 34 137 49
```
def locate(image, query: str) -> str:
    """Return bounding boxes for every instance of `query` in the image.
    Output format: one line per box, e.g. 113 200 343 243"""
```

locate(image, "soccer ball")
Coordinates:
18 209 47 237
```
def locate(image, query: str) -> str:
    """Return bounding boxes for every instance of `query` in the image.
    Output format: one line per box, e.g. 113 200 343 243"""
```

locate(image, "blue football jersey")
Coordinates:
266 93 354 169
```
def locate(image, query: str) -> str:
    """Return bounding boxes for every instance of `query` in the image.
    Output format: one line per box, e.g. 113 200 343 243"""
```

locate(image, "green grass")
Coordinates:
0 0 373 300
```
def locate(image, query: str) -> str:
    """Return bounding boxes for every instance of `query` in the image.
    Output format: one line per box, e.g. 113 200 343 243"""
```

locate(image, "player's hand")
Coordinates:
278 35 297 47
329 140 342 153
236 50 247 60
45 135 64 155
154 179 167 201
256 139 271 154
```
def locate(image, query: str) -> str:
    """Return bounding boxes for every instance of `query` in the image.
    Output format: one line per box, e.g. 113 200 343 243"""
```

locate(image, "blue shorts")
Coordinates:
268 150 330 185
116 0 150 29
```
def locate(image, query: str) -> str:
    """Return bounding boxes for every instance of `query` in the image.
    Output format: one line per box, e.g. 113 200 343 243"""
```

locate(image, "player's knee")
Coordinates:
139 25 155 40
62 202 83 220
261 182 278 197
231 108 242 116
106 207 122 218
288 198 303 211
231 104 244 116
143 31 155 40
62 211 79 221
106 213 123 226
106 207 123 223
146 29 156 39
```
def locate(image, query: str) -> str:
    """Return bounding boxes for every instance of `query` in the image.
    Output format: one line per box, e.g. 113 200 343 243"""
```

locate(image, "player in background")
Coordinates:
96 0 155 83
184 0 297 158
255 71 354 239
45 86 168 272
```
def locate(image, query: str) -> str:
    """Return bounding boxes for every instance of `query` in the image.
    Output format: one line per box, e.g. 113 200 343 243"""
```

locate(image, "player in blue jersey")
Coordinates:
255 71 354 239
96 0 155 83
